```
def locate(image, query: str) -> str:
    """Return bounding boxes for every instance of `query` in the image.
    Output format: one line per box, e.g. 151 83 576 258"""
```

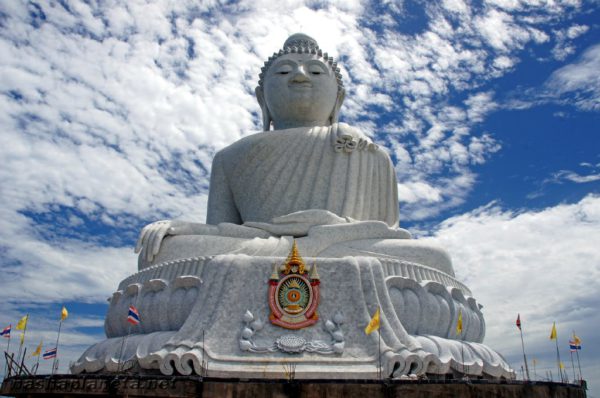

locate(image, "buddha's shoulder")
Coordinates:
214 128 322 159
214 131 264 160
214 124 390 162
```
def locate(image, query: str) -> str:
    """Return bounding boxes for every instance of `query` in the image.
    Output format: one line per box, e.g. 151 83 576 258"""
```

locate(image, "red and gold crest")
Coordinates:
268 241 320 329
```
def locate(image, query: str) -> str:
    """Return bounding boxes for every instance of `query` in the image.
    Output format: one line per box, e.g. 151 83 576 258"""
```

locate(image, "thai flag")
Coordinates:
0 325 10 338
43 348 57 360
127 305 140 325
569 340 581 351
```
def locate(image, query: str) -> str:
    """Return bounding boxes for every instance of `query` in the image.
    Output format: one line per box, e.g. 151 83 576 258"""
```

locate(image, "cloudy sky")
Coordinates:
1 0 599 393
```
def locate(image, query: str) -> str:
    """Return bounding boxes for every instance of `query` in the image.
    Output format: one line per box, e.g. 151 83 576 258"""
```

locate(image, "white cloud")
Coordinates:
465 91 498 123
423 194 600 385
545 44 600 111
551 24 589 60
398 181 443 204
551 170 600 184
474 9 531 52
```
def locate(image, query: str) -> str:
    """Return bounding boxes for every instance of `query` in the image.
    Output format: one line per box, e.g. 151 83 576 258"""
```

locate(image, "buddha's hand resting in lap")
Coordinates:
244 209 353 236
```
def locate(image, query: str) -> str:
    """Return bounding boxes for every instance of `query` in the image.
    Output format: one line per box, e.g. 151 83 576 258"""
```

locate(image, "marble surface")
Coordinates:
73 33 513 380
73 254 511 379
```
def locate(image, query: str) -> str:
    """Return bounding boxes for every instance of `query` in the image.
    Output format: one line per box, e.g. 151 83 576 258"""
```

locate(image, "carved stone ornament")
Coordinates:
268 241 320 329
239 310 345 355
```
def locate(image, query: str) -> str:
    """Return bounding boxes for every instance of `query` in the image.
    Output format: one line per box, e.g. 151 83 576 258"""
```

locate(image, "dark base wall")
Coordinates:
1 375 587 398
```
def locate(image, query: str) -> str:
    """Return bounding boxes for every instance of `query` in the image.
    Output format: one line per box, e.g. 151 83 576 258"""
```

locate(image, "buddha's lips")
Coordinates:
289 83 312 88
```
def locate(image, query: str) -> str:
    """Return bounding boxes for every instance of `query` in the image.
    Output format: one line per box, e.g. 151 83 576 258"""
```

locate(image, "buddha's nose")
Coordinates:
290 67 310 83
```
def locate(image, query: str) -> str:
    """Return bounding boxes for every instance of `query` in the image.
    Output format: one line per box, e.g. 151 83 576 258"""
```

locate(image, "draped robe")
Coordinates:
207 124 399 228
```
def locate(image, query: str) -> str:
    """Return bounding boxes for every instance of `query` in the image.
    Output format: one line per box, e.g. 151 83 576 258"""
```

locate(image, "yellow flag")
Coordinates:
32 340 42 356
365 307 380 335
456 310 463 335
550 322 557 340
61 306 69 321
16 315 28 330
20 333 24 345
560 362 565 369
572 333 582 346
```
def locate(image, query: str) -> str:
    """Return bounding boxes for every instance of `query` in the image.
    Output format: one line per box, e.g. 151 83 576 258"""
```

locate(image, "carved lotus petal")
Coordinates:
243 310 254 323
239 340 252 351
325 320 336 331
241 327 253 339
332 342 345 353
276 335 306 353
333 312 344 324
251 320 263 331
332 331 344 342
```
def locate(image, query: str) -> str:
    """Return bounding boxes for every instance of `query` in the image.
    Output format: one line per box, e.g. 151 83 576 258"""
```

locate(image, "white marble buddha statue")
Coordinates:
72 34 513 380
135 33 452 277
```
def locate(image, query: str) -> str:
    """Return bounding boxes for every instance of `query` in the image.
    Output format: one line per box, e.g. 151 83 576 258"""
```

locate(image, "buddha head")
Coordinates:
256 33 346 131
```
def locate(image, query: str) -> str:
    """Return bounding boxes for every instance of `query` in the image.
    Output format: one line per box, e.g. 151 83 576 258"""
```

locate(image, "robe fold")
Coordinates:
207 124 400 227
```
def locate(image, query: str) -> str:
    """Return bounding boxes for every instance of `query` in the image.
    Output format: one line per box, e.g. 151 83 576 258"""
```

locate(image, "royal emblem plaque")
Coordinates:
268 241 320 329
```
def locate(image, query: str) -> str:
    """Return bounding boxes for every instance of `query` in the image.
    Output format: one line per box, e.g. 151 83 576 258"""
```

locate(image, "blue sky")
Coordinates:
1 0 599 393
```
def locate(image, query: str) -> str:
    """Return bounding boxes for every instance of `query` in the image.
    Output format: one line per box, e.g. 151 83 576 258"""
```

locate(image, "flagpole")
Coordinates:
572 331 583 382
554 336 563 382
16 315 28 366
118 303 138 373
3 330 10 377
460 340 468 377
52 318 63 375
574 349 582 381
378 324 381 380
117 323 132 373
550 322 563 382
364 306 381 380
569 350 576 383
457 309 465 378
518 324 530 380
34 347 41 375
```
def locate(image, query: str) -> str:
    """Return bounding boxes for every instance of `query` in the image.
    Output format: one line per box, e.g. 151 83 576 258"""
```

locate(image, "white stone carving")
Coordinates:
73 33 514 380
239 310 344 355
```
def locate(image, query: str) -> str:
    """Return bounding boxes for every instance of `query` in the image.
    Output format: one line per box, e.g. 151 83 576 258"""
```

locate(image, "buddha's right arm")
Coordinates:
135 151 244 263
135 221 220 263
135 220 272 264
206 151 243 225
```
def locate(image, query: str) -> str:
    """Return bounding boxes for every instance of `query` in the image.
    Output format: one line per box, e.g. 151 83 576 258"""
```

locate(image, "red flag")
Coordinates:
516 314 521 330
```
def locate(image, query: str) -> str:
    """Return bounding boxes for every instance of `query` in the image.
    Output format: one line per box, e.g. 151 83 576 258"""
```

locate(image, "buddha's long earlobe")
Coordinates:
255 86 272 131
329 88 346 125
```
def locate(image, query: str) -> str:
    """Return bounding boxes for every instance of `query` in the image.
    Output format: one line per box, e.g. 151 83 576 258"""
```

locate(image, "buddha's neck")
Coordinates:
272 119 331 130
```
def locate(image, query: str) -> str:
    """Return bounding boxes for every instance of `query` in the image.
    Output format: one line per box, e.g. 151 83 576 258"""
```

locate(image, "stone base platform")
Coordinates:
1 375 587 398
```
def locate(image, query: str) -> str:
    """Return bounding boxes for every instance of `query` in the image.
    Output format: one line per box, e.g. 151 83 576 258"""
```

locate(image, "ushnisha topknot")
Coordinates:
257 33 344 92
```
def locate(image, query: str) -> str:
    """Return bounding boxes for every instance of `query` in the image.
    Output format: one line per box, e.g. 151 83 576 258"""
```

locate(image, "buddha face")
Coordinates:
262 53 339 130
